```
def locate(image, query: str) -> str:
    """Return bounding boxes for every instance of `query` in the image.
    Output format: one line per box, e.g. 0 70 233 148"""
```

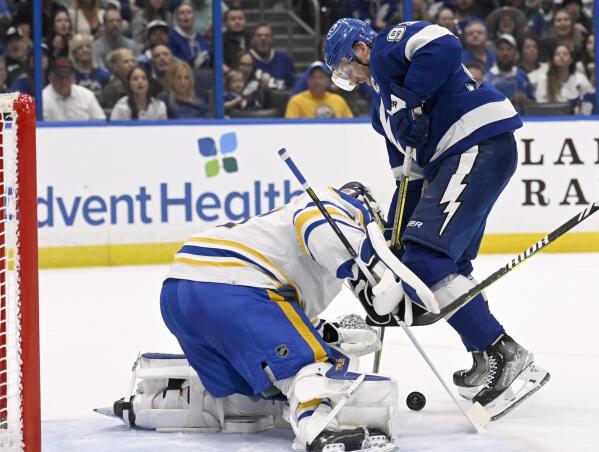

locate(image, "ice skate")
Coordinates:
473 334 550 420
453 351 489 400
307 427 396 452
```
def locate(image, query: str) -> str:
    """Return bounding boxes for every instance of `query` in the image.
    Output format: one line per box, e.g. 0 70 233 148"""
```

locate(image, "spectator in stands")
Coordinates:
351 0 398 31
453 0 483 34
110 65 167 120
540 8 584 61
224 69 261 113
395 0 429 22
461 21 496 71
577 33 594 86
527 0 554 37
486 6 527 44
169 0 211 70
69 0 103 37
138 19 170 68
0 58 9 93
47 8 72 59
486 34 534 110
71 33 110 100
435 6 458 35
519 36 548 91
148 43 174 96
14 0 66 40
535 44 594 113
285 61 353 119
223 7 251 70
3 26 28 86
160 60 209 118
42 57 106 121
93 3 141 69
234 50 269 108
562 0 592 36
464 60 485 86
131 0 171 46
249 24 296 91
191 0 228 39
9 43 50 96
100 48 136 109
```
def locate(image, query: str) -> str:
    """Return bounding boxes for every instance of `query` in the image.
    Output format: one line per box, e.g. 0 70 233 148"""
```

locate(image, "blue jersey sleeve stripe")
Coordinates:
178 244 280 284
404 24 455 61
332 189 372 228
303 218 364 258
292 200 356 224
336 257 355 279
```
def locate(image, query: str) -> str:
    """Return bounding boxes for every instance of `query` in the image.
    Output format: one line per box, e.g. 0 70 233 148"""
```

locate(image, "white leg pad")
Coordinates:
282 361 398 446
125 353 279 432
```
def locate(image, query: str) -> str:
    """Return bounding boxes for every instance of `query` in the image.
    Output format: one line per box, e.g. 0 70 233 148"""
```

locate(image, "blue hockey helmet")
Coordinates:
324 18 377 91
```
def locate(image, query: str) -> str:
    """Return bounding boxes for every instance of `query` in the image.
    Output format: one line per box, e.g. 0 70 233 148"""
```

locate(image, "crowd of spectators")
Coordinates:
0 0 595 121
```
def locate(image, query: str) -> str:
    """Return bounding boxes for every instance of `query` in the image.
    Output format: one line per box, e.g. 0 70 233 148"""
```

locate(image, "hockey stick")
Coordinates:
277 148 377 287
372 201 599 327
278 148 488 432
373 144 414 373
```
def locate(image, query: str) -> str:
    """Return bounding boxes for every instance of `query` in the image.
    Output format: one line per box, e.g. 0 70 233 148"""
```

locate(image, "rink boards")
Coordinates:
36 118 599 267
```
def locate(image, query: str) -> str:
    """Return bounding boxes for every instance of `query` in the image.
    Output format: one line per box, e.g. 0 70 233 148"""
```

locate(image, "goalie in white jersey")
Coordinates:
116 183 405 452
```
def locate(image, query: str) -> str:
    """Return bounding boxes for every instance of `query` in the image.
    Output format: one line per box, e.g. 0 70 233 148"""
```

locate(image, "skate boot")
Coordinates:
308 427 396 452
472 334 550 421
453 351 489 400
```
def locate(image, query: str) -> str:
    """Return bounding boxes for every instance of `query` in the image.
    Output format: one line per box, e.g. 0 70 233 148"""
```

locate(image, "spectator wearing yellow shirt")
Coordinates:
285 62 353 119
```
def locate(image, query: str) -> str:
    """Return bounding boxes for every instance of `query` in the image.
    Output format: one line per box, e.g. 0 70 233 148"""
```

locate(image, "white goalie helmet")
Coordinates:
339 181 385 230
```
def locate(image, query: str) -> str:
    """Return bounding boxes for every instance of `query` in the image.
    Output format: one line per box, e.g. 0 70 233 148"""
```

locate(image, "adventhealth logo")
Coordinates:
198 132 238 177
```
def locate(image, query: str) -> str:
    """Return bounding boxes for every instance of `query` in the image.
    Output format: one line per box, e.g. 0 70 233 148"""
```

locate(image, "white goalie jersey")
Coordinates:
167 187 373 318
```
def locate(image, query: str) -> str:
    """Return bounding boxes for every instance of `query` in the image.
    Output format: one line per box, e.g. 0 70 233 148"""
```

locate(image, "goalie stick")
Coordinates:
369 201 599 328
277 148 488 433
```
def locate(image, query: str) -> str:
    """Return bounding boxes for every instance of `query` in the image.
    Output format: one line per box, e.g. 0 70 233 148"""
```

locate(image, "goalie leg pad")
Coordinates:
280 360 397 448
120 353 278 432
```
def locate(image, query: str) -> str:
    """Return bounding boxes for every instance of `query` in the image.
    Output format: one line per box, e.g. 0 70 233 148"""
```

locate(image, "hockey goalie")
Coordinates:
103 183 547 451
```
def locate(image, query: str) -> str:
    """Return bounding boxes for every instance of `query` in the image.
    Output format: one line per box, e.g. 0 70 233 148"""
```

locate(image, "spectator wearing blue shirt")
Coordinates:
71 33 110 100
169 0 211 70
9 43 50 96
461 21 496 71
527 0 555 37
160 59 209 118
249 24 296 91
486 34 534 111
453 0 484 34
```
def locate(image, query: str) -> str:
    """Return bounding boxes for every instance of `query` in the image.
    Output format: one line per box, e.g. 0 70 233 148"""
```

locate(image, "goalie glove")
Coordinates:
316 314 381 357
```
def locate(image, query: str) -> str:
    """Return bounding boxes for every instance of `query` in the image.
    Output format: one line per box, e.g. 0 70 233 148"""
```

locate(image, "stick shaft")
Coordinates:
277 148 377 286
412 201 599 326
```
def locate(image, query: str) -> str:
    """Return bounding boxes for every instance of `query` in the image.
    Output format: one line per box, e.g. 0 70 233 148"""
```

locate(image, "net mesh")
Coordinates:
0 92 24 451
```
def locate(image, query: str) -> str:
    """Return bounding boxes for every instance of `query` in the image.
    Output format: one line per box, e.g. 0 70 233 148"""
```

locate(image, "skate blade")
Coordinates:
320 442 397 452
485 364 550 421
93 407 118 419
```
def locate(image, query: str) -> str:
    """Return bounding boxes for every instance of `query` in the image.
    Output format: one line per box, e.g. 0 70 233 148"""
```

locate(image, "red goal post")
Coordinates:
0 93 40 452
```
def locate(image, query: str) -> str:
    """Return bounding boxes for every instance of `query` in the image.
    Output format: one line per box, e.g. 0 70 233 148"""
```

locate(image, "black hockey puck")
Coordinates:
406 391 426 411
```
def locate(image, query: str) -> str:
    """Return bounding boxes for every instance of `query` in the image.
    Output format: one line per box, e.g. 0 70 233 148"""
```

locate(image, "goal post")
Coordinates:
0 93 40 452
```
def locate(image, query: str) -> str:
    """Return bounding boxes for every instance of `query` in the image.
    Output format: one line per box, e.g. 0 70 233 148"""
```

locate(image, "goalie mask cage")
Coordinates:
0 93 40 452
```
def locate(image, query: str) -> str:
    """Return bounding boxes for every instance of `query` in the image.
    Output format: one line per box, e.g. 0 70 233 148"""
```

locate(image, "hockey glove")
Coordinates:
390 84 430 148
316 314 381 357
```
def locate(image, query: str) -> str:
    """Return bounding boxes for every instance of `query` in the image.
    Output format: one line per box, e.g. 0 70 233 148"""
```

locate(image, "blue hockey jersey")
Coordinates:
369 21 523 178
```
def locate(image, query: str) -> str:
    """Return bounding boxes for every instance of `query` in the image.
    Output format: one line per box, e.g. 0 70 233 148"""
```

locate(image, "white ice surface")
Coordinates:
40 254 599 451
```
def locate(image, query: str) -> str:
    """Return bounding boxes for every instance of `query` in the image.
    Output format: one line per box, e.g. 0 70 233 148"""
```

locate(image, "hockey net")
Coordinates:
0 93 40 452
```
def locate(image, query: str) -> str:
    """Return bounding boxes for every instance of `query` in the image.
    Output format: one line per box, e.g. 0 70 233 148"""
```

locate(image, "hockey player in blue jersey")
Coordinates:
109 184 407 452
324 18 549 420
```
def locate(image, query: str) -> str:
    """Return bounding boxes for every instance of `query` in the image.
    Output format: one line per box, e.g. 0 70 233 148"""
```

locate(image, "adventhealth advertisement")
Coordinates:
36 120 599 265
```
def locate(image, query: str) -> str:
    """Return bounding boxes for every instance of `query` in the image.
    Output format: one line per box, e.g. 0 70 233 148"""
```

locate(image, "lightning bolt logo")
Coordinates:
438 149 478 236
